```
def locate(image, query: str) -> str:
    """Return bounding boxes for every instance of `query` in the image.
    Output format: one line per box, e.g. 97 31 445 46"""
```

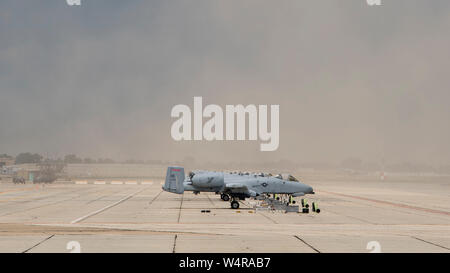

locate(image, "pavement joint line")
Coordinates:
258 211 278 224
71 188 147 224
148 190 163 205
293 235 320 253
22 234 55 253
206 194 216 208
411 236 450 251
177 194 184 223
172 234 178 253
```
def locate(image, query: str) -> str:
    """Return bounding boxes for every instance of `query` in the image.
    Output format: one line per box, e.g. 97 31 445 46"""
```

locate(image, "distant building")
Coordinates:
14 164 41 182
0 157 15 168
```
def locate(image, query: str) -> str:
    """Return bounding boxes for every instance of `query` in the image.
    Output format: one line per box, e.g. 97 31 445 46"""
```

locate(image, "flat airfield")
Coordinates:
0 174 449 253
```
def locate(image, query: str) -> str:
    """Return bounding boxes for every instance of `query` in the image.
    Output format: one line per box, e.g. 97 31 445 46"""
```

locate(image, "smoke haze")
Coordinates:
1 0 450 166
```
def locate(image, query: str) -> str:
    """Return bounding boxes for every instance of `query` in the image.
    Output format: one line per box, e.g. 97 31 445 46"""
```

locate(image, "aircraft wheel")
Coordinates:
231 201 240 209
222 194 230 201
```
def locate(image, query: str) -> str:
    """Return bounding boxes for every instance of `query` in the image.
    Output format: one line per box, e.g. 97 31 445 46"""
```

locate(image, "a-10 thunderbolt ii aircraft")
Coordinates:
162 167 315 209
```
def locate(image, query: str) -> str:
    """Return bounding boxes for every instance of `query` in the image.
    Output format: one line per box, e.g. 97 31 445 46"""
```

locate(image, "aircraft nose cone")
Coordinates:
306 185 314 194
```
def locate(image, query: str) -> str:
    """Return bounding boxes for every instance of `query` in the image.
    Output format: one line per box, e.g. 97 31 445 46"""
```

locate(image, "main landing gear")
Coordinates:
220 194 239 209
227 193 249 209
230 200 240 209
220 193 230 201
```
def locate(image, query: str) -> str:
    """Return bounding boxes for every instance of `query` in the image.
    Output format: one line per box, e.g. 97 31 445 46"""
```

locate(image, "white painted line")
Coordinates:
141 181 153 185
71 189 144 224
111 181 123 185
125 181 137 185
94 181 106 185
75 181 88 185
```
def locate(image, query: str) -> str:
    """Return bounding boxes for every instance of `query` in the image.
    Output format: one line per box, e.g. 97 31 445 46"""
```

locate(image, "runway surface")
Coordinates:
0 175 449 253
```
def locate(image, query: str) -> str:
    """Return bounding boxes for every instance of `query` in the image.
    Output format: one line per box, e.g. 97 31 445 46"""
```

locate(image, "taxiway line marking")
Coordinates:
322 190 450 216
206 194 216 208
22 234 55 253
73 181 153 185
0 187 99 217
294 235 320 253
71 188 146 224
0 186 39 195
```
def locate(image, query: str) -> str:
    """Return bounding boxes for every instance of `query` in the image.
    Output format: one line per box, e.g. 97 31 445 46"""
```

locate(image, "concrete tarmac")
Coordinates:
0 174 449 253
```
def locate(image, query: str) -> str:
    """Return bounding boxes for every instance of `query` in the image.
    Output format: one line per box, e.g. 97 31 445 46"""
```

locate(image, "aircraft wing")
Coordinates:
224 183 258 197
225 183 248 191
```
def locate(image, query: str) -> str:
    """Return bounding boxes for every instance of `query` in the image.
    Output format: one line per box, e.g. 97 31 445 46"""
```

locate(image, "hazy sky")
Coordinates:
1 0 450 165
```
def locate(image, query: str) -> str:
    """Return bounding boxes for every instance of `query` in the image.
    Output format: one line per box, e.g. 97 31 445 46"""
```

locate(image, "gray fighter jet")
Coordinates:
162 166 315 209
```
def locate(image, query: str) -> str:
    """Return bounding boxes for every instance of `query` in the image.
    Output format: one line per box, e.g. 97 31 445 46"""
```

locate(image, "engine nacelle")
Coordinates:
191 172 224 188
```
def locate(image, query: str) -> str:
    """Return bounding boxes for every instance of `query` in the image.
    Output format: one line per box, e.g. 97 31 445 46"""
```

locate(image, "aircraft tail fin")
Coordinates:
163 166 185 194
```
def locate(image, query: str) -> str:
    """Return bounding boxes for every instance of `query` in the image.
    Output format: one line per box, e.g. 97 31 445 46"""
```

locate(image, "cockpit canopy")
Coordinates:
192 170 299 182
274 173 299 182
